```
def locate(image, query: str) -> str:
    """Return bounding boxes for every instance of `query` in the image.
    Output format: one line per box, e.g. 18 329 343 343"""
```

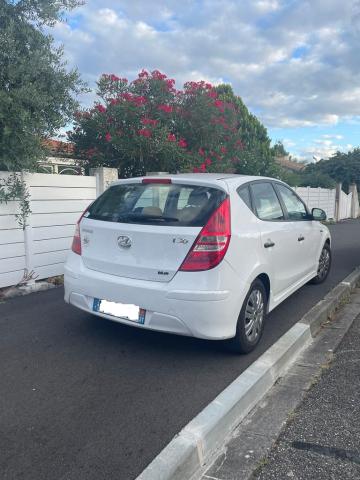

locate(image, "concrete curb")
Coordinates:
136 269 360 480
0 281 59 301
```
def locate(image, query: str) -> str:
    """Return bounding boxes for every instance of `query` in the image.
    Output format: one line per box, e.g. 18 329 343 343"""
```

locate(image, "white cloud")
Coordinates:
322 134 344 140
300 138 354 161
53 0 360 129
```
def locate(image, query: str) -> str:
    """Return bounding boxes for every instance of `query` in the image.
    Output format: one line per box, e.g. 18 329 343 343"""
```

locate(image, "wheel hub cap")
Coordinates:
244 289 264 342
318 248 330 280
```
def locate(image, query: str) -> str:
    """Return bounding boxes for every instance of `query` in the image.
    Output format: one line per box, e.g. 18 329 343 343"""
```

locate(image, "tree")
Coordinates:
304 149 360 191
215 84 277 176
70 70 277 177
0 0 86 171
271 140 289 158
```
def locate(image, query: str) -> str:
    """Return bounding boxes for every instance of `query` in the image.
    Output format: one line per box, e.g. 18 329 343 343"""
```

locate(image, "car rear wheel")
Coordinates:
229 279 267 354
310 243 331 285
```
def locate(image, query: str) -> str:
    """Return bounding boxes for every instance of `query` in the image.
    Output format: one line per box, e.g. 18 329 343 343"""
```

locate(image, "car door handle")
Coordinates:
298 235 305 242
264 241 275 248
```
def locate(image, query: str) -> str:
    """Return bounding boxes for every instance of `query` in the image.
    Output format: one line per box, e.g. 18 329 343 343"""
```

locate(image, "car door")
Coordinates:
249 181 301 300
274 183 319 279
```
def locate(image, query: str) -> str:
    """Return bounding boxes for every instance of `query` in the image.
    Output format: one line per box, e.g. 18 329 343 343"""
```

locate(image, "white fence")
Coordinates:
0 172 358 289
0 172 97 288
338 190 352 220
294 187 336 220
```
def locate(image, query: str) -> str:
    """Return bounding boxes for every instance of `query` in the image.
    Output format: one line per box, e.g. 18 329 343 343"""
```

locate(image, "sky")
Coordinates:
53 0 360 162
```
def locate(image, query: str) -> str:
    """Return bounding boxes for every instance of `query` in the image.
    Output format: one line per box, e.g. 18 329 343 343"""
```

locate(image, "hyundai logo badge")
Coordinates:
117 235 132 249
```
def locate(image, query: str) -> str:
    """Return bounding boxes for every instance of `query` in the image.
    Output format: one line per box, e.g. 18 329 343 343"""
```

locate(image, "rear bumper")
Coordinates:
64 252 248 340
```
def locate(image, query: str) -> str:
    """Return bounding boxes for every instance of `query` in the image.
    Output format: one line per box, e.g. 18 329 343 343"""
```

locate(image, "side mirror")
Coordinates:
312 208 326 221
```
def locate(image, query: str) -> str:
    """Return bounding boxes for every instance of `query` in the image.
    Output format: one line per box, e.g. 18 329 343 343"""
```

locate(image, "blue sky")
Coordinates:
54 0 360 162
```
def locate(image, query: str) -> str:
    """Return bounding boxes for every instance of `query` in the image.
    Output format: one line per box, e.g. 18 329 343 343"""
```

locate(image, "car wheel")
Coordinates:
310 243 331 285
229 279 267 354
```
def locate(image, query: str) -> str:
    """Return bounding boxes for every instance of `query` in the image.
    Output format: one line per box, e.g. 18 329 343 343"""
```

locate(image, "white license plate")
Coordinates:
93 299 145 324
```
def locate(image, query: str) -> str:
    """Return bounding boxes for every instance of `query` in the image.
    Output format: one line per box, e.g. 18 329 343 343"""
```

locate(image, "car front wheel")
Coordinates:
310 243 331 284
229 279 267 354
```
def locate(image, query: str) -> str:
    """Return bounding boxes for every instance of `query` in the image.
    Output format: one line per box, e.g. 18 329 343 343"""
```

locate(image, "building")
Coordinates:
275 155 306 173
39 139 83 175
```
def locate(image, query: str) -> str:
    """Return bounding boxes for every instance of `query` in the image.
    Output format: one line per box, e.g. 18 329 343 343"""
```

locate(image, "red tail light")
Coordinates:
142 178 172 184
71 208 89 255
179 197 231 272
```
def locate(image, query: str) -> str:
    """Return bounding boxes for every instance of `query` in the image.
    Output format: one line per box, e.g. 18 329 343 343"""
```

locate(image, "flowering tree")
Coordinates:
70 70 276 177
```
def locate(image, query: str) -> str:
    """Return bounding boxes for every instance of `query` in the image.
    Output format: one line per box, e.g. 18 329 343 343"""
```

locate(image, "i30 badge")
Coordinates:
117 235 132 249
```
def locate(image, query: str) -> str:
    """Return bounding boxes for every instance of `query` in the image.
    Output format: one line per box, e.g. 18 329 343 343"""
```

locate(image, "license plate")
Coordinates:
93 299 146 324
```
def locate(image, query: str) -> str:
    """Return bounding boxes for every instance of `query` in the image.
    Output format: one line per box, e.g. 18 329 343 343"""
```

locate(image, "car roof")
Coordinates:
113 173 278 190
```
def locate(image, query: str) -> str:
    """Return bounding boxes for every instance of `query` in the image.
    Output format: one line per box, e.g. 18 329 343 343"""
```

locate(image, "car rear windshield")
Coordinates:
86 182 227 227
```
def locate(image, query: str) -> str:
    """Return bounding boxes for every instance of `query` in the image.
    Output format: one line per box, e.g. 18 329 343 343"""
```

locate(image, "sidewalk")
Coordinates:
201 291 360 480
252 313 360 480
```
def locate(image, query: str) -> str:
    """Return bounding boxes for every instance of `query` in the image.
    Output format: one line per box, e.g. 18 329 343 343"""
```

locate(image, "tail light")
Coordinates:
179 197 231 272
71 208 90 255
142 178 172 184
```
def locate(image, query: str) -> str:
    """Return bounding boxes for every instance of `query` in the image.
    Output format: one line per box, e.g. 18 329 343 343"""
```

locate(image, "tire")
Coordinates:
310 243 331 285
229 279 267 354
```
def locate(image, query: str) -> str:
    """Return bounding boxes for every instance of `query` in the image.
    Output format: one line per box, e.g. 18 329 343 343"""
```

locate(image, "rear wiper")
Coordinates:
117 213 179 222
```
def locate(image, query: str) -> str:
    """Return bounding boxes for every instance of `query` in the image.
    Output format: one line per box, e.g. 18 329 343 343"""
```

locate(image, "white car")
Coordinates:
64 174 331 353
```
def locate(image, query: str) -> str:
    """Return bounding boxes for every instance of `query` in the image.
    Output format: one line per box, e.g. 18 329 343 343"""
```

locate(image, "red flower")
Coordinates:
207 90 218 99
193 167 200 173
141 118 158 126
205 158 212 166
178 138 187 148
110 74 120 82
167 133 176 142
133 96 147 106
95 104 106 113
141 118 150 125
165 79 175 90
105 132 112 142
214 100 225 112
138 69 149 78
200 163 206 172
110 98 119 106
152 70 167 80
158 104 173 113
138 128 152 138
220 146 227 154
198 148 205 156
120 92 133 101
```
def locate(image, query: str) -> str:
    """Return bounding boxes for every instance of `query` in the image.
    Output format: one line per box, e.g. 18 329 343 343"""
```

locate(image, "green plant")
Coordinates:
70 71 277 177
0 173 31 228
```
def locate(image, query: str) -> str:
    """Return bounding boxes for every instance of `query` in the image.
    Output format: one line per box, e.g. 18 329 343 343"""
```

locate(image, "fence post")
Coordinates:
22 172 35 285
90 167 118 196
349 183 359 219
334 182 342 221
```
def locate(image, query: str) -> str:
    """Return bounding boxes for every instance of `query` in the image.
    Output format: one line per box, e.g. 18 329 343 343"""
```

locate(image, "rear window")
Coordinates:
86 182 227 227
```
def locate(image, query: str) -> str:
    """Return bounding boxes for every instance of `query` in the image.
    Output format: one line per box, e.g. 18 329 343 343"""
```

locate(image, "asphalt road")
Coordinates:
1 219 360 480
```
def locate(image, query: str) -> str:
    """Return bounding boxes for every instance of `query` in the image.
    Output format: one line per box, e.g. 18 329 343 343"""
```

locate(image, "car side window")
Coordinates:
237 185 252 210
250 182 284 221
275 184 308 220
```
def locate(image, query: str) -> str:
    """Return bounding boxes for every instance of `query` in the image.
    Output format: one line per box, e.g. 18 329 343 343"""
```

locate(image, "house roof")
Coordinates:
275 155 305 172
42 139 75 156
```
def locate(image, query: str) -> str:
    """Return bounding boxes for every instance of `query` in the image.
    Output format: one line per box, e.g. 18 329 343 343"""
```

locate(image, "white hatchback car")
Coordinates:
64 174 331 353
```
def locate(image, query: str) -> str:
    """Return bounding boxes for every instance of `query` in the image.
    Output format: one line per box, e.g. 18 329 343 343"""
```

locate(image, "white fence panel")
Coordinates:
0 173 26 288
294 187 336 220
338 190 352 220
0 172 97 288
